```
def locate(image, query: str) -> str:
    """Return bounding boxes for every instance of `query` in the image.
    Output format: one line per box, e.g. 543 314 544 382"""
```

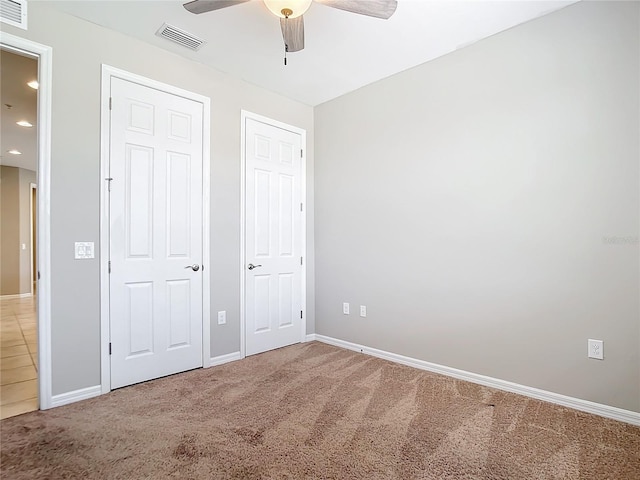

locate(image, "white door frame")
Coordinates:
0 32 53 409
240 110 307 358
29 182 36 295
99 65 211 393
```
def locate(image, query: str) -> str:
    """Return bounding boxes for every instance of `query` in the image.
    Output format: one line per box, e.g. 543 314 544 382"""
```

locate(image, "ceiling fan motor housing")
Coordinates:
263 0 312 18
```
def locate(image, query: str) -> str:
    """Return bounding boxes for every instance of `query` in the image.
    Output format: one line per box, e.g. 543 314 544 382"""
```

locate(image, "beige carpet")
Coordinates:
1 342 639 479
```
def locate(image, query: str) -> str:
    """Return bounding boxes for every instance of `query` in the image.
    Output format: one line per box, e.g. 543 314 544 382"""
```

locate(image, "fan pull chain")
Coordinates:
283 11 290 66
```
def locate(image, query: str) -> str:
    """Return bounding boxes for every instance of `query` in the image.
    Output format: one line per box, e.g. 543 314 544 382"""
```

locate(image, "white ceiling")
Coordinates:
0 0 577 171
50 0 577 106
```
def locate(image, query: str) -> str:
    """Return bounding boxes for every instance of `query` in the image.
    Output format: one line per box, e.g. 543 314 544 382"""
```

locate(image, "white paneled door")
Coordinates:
245 116 304 356
109 77 204 389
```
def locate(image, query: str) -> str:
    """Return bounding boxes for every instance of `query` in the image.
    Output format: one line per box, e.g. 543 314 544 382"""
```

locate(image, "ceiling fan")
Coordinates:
183 0 398 60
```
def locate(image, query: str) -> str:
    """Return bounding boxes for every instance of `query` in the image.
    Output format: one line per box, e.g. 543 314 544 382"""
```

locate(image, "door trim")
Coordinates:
99 65 211 393
240 110 307 359
30 182 36 295
0 32 53 409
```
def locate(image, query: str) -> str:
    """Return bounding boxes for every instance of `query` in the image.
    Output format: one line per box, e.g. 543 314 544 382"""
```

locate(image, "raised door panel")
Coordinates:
128 101 154 135
279 141 294 166
167 110 191 143
167 279 191 349
278 273 294 328
278 174 294 257
166 152 191 258
126 145 154 259
254 169 272 258
253 275 271 333
126 282 154 357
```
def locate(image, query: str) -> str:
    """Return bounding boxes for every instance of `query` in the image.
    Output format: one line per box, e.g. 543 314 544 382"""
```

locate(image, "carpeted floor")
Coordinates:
1 341 639 479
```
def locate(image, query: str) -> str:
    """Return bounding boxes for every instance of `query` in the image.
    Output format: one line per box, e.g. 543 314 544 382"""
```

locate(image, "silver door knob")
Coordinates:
247 263 262 270
185 264 200 271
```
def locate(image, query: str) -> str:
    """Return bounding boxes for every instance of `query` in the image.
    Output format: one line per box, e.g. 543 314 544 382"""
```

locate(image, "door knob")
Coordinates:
247 263 262 270
185 264 200 271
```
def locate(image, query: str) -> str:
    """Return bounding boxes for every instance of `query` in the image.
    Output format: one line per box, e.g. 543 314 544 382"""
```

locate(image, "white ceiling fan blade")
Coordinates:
280 15 305 52
183 0 250 14
315 0 397 19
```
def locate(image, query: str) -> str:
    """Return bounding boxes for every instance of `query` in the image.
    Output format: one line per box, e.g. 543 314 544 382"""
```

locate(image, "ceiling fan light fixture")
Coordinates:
263 0 312 18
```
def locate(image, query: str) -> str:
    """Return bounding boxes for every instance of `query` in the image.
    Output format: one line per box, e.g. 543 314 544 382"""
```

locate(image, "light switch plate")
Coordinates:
75 242 95 259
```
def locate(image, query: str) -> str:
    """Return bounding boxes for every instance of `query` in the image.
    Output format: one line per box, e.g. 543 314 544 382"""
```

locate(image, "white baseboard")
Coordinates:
209 351 242 367
312 334 640 426
305 334 317 342
0 293 33 300
51 385 102 409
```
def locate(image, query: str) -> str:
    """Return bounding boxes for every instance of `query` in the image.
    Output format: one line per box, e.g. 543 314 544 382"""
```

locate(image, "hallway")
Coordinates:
0 296 38 419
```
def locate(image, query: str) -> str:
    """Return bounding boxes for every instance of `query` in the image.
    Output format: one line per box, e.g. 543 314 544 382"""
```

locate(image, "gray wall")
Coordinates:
0 166 35 295
315 1 639 412
0 166 20 295
2 3 314 396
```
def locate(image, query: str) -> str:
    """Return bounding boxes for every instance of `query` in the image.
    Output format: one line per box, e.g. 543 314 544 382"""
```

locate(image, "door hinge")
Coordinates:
109 342 112 355
37 271 40 280
109 97 112 110
106 177 113 192
108 261 111 274
300 202 303 212
300 256 303 265
300 310 303 319
300 149 303 158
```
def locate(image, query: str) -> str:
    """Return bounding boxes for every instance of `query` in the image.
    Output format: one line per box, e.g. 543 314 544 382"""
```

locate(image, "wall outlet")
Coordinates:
360 305 367 317
588 339 603 360
217 311 226 325
343 303 350 315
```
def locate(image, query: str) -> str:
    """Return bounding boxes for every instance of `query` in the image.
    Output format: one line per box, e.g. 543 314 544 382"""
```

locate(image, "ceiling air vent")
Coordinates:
1 0 27 30
155 23 205 51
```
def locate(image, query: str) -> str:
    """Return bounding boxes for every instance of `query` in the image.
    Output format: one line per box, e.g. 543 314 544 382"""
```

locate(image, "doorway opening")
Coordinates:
0 48 38 418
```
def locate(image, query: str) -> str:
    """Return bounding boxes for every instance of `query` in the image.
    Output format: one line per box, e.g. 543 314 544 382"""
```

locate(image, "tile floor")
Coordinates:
0 295 38 420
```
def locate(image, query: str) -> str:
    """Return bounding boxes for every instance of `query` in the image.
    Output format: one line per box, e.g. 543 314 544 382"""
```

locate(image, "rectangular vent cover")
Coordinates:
1 0 27 30
156 23 205 51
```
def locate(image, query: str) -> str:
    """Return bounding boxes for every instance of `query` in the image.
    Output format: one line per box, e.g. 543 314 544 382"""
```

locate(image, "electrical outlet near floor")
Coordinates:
217 311 226 325
360 305 367 317
343 303 350 315
588 339 603 360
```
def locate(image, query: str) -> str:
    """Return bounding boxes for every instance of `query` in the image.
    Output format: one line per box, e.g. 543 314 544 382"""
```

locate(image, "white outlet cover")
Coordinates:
588 339 604 360
360 305 367 317
75 242 95 259
343 303 350 315
217 311 226 325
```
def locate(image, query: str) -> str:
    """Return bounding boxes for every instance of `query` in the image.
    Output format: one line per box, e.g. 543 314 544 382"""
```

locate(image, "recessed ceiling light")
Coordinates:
17 120 33 127
27 80 39 90
8 149 22 155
